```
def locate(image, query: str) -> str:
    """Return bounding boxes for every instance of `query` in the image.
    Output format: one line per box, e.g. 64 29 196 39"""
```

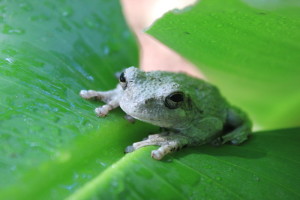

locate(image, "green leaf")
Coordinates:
68 128 300 200
0 121 157 200
1 1 300 199
147 0 300 129
0 0 157 199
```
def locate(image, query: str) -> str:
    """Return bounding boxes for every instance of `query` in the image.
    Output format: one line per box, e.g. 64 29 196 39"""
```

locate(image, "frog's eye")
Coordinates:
119 72 127 89
164 92 185 109
119 72 126 83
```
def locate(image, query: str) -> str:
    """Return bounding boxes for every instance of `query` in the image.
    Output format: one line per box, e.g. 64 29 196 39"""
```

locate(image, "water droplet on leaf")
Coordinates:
2 24 25 35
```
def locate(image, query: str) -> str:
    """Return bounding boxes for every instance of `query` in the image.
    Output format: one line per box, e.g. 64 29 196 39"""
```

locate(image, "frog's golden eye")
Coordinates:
164 92 185 109
119 72 127 89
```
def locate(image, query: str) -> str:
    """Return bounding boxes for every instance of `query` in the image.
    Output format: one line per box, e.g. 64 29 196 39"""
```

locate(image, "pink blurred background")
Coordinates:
120 0 203 78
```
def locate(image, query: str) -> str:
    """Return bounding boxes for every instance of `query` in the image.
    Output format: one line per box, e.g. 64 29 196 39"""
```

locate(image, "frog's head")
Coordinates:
118 67 196 129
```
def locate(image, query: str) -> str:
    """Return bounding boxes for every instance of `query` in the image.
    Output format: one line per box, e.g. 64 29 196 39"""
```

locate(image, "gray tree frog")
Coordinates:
80 67 251 160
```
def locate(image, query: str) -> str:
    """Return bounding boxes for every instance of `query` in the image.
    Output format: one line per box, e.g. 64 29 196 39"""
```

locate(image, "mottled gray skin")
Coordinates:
80 67 251 160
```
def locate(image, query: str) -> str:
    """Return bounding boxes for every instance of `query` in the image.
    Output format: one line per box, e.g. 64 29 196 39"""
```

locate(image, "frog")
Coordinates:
80 67 252 160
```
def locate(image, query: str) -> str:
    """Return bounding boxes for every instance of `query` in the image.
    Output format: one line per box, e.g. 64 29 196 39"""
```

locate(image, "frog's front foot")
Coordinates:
80 90 103 100
125 133 190 160
124 114 136 123
80 85 122 117
124 145 134 153
150 141 180 160
94 105 114 117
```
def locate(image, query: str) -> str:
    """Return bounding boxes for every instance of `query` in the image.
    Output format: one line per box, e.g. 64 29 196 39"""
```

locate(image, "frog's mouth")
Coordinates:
131 114 174 128
121 105 180 129
119 97 185 128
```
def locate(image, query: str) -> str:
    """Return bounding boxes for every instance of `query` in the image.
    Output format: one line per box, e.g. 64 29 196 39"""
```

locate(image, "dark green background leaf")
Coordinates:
147 0 300 129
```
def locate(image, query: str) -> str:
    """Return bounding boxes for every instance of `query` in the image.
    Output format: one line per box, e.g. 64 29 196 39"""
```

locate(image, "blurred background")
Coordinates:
120 0 203 78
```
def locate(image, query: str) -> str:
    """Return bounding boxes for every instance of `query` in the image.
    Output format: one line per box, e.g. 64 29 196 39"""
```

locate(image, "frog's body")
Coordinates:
80 67 251 160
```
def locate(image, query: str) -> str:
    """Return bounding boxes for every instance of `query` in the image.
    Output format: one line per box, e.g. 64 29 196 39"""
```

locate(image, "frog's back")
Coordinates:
175 74 229 122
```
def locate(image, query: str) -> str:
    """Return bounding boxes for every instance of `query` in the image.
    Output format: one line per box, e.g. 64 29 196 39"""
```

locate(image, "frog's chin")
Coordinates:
120 104 174 128
133 115 172 128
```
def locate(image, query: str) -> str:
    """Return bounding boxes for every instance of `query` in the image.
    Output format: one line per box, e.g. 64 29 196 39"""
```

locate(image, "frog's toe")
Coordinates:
95 107 106 117
229 136 248 145
124 114 136 123
151 150 164 160
210 137 223 146
125 145 134 153
80 90 100 100
222 132 248 145
95 105 114 117
79 90 89 98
